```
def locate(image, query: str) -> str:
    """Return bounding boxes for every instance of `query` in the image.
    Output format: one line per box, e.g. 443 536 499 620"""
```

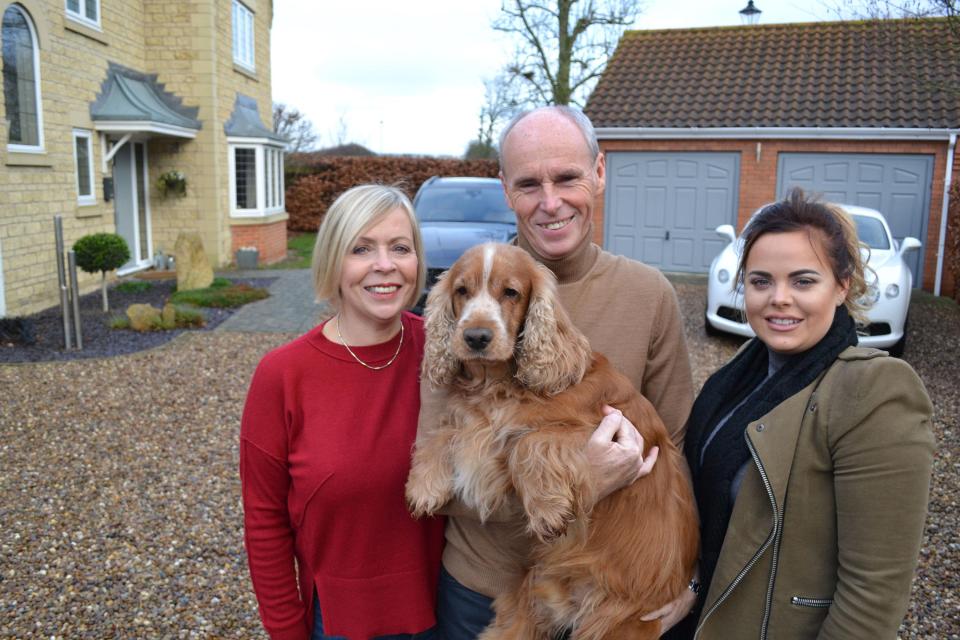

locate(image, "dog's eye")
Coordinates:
503 287 519 299
455 286 468 296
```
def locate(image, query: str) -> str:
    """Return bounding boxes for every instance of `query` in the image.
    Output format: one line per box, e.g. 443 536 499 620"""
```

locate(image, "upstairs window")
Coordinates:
232 1 254 71
73 129 95 205
2 4 43 150
65 0 100 28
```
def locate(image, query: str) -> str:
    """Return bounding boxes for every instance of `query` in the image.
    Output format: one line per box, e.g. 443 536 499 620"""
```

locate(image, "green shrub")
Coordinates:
109 306 206 331
173 307 205 327
73 233 131 312
171 282 269 308
114 280 153 294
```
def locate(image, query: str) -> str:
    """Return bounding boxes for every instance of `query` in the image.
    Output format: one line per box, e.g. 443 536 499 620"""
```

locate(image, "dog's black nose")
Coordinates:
463 328 493 352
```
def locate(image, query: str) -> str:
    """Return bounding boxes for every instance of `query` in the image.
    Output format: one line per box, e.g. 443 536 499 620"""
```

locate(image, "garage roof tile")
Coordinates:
586 18 960 129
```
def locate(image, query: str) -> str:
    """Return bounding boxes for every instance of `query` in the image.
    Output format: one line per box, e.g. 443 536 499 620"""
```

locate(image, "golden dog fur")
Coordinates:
405 243 699 639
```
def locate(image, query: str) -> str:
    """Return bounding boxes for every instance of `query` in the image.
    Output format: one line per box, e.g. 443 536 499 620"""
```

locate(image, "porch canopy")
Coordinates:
90 62 201 139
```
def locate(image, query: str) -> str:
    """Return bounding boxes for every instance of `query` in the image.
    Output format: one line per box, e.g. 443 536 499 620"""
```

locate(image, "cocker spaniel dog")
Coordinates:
405 243 699 640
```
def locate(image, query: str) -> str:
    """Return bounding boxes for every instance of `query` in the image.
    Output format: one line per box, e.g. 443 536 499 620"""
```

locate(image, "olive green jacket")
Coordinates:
694 347 934 640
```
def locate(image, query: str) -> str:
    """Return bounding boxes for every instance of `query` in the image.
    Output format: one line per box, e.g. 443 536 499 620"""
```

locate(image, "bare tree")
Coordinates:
822 0 956 20
466 73 523 159
331 110 350 147
493 0 642 108
272 103 318 153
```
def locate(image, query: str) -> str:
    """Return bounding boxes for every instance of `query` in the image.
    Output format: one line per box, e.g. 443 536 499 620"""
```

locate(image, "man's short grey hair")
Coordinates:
498 106 601 167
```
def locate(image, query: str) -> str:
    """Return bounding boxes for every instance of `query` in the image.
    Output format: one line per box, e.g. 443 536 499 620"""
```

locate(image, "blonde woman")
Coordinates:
679 188 934 639
240 185 443 640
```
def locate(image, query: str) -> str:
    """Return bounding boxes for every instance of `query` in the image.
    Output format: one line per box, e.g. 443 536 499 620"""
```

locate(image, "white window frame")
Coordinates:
65 0 101 29
228 139 285 218
232 1 255 71
72 129 96 205
4 4 44 153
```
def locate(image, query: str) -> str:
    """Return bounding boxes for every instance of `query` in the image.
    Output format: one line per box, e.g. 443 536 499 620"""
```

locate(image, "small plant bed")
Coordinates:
170 277 270 308
0 277 275 363
109 305 206 331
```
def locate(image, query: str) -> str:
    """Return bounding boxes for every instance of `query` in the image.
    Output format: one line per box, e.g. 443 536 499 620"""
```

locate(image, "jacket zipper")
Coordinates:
694 433 782 640
791 596 833 608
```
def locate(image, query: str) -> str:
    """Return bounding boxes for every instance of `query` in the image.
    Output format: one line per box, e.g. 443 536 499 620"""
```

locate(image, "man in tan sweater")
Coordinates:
431 106 696 639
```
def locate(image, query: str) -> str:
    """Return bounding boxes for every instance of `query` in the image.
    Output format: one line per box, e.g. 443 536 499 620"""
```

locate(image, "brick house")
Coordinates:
0 0 286 317
585 18 959 298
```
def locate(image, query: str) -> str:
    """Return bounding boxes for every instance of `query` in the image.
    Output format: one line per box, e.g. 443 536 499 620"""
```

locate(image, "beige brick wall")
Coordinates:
0 0 277 317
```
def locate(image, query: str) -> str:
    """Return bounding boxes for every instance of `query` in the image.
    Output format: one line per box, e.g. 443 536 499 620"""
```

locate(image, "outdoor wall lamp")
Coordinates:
739 1 761 25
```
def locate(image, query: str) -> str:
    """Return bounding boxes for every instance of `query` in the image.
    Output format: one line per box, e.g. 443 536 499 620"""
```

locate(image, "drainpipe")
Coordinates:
934 133 957 296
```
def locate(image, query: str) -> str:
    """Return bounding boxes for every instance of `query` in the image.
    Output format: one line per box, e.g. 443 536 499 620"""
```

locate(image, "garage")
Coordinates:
604 152 740 273
776 153 934 286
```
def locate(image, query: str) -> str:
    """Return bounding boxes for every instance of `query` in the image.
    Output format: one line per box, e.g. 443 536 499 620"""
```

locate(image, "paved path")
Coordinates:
216 269 330 333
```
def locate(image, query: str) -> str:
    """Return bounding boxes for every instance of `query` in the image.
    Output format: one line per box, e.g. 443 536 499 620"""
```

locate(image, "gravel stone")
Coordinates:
0 278 955 638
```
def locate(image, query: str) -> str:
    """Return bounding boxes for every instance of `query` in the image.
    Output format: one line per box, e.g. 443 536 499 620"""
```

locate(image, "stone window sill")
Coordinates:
233 63 258 81
65 19 109 45
5 151 53 167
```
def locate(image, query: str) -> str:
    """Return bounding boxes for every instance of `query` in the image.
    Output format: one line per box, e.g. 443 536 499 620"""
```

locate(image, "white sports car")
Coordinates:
705 204 921 357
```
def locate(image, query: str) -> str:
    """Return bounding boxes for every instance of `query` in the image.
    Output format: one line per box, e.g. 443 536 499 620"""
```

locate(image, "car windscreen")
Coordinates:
416 186 515 224
853 215 891 250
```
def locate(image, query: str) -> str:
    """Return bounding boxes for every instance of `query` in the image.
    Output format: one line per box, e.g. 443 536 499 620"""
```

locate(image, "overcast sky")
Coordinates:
270 1 838 157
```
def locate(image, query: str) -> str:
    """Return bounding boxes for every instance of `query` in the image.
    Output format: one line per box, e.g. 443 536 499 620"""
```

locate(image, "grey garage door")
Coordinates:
605 152 739 273
777 153 933 286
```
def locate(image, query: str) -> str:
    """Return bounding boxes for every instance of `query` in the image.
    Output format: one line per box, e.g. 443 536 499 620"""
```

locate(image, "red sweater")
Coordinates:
240 312 444 640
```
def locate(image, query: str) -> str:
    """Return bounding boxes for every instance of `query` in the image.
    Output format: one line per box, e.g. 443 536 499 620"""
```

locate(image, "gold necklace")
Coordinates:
335 315 404 370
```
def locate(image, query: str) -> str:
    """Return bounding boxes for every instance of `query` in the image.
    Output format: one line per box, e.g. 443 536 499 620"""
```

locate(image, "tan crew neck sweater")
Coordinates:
425 234 695 598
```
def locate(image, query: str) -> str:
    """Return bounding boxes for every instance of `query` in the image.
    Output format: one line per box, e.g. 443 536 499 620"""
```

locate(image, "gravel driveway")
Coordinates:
0 279 956 638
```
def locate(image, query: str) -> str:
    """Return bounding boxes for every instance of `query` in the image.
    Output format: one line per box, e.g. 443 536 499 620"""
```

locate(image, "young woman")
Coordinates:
240 184 444 640
681 189 934 639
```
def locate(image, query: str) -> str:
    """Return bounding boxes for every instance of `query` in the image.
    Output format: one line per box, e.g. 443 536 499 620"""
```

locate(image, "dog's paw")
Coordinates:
527 507 575 543
405 478 451 519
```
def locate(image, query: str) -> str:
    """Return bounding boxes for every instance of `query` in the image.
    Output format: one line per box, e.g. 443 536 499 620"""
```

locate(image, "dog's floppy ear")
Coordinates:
423 270 461 387
516 264 592 395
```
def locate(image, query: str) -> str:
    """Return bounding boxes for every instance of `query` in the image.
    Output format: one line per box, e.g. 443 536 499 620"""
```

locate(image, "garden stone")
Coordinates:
127 303 161 331
175 232 213 291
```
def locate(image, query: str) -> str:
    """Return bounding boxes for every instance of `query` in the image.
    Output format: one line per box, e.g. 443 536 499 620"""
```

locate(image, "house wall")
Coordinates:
0 0 280 317
216 0 287 266
597 138 957 298
0 0 149 316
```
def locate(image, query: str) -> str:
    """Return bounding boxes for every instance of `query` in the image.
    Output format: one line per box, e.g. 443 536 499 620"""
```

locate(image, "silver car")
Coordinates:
412 177 516 311
705 204 921 357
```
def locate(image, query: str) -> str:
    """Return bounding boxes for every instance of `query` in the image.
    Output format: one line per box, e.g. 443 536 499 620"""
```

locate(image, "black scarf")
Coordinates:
683 305 858 606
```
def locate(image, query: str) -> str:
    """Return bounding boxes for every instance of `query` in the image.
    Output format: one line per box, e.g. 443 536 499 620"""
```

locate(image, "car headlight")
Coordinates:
885 283 900 299
859 285 880 307
718 269 730 284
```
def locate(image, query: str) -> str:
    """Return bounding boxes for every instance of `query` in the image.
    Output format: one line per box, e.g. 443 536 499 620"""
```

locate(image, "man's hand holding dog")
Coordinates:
587 405 659 502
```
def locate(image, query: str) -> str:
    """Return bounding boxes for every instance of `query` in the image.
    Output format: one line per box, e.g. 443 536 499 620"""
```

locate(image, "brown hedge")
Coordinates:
285 155 500 232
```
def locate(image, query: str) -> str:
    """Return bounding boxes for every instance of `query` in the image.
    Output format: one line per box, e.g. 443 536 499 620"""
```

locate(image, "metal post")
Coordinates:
68 250 83 350
54 215 73 350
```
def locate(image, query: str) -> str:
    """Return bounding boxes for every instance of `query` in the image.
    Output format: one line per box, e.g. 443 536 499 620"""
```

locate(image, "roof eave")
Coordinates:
227 135 288 147
595 127 960 141
94 121 199 139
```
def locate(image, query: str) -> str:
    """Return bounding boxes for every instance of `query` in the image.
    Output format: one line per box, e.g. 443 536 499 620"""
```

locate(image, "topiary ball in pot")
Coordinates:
73 233 131 312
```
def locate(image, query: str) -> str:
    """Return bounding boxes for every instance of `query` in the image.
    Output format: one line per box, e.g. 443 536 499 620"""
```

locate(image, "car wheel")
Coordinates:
704 312 721 337
888 316 908 358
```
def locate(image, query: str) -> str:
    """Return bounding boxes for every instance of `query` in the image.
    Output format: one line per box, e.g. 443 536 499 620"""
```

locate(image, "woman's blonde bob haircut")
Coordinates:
312 184 426 309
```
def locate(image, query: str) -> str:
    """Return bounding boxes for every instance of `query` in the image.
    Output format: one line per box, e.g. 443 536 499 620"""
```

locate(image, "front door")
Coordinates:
113 141 152 274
